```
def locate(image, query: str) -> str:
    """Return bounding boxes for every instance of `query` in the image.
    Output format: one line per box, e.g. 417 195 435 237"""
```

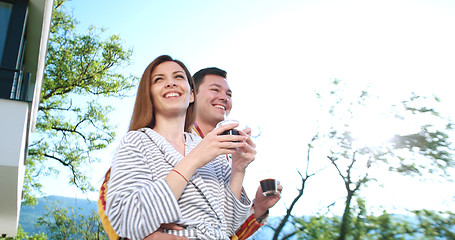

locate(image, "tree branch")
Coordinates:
43 153 83 190
52 126 87 142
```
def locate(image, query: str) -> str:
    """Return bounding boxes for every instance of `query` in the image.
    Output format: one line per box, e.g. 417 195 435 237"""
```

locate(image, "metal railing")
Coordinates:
0 66 31 101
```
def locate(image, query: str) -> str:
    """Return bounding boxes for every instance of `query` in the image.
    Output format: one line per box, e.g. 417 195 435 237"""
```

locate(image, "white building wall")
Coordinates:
0 99 29 236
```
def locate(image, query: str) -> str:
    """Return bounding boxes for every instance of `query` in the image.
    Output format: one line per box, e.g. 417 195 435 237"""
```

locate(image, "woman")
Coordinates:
105 55 253 240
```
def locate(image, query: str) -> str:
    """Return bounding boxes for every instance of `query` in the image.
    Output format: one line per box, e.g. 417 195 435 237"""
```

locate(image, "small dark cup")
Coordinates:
220 129 240 136
217 119 240 137
260 178 277 196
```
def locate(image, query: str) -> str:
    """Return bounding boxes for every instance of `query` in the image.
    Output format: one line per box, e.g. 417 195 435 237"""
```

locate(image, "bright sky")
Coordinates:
41 0 455 217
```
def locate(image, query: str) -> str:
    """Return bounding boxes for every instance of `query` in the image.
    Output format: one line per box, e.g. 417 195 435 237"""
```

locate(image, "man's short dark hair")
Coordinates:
192 67 227 93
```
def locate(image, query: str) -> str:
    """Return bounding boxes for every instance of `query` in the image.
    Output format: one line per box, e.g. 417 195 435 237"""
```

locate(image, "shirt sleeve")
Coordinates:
232 212 264 240
105 132 181 240
221 157 252 237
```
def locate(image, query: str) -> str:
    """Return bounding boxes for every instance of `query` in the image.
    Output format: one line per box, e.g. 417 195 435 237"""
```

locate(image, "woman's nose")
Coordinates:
165 79 177 88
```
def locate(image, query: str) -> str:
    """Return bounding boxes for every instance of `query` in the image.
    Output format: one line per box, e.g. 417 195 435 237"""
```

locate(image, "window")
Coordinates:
0 1 13 65
0 0 27 100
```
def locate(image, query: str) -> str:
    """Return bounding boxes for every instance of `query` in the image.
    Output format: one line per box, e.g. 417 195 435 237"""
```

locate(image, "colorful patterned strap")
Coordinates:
192 123 205 138
98 168 120 240
232 213 264 240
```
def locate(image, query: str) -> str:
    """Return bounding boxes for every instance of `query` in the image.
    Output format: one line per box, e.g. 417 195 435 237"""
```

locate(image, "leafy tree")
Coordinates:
24 0 137 204
0 226 47 240
389 93 455 177
36 203 107 240
315 79 454 240
290 199 455 240
350 198 415 240
273 79 454 240
412 210 455 239
294 214 339 240
37 205 77 239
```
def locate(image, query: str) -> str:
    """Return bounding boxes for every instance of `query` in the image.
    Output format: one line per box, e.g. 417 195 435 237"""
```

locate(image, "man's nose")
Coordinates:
218 92 228 101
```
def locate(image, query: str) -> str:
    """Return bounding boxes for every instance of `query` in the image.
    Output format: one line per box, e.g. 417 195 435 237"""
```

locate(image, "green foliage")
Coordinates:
294 215 339 239
36 202 107 240
0 226 47 240
36 205 78 239
24 0 137 204
390 94 455 177
290 202 455 240
290 79 455 240
349 199 415 240
5 196 105 239
19 196 98 235
270 79 454 240
319 81 454 179
413 210 455 239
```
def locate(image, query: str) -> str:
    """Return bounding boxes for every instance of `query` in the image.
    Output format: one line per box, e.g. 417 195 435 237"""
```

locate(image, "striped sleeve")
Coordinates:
223 186 252 236
105 132 181 240
221 158 252 237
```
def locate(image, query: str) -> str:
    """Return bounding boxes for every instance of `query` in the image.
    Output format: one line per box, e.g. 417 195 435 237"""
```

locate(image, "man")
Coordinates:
189 67 282 240
99 67 282 240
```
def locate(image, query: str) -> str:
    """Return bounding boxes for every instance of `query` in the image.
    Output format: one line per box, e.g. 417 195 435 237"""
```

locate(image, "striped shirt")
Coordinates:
105 128 251 240
191 123 266 240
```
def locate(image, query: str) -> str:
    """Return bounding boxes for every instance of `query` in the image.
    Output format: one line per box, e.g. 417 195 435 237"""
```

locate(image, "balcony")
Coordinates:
0 0 53 237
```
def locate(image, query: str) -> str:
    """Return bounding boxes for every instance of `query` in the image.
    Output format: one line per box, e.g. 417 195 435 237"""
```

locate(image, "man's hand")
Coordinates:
254 181 283 218
142 223 188 240
231 127 256 173
189 123 247 169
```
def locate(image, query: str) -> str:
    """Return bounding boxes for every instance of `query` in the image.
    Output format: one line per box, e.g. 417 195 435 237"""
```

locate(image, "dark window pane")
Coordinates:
0 2 13 65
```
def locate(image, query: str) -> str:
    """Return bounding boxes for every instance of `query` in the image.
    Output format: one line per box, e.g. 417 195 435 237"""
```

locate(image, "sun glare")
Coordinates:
348 101 406 148
350 114 397 148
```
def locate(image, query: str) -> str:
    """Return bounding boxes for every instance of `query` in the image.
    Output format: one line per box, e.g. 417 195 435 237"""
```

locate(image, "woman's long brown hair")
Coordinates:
128 55 196 132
